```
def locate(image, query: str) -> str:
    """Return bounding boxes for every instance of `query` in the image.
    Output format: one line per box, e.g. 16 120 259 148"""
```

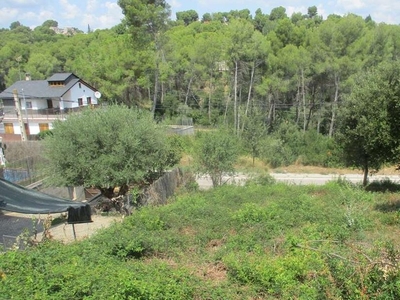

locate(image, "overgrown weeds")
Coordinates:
1 182 400 298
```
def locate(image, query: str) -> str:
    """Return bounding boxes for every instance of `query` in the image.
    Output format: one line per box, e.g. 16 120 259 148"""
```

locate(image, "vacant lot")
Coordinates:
2 179 400 299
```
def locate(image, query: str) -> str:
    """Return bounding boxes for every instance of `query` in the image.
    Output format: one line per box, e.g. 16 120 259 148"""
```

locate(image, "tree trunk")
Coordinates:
241 62 255 133
301 68 307 132
267 94 275 126
295 83 300 125
305 87 315 131
208 72 213 123
234 60 238 134
306 103 314 131
184 76 193 105
151 70 159 119
329 73 339 138
161 82 164 104
363 160 369 187
224 93 231 124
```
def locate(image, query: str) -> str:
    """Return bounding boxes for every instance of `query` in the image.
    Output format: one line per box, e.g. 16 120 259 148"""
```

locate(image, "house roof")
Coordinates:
47 73 75 82
0 73 96 100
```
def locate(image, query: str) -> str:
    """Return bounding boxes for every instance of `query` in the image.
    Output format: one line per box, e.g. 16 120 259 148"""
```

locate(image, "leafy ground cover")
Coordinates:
1 178 400 299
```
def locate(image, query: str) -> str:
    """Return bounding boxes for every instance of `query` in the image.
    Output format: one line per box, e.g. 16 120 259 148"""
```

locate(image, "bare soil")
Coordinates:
0 211 122 246
46 214 122 243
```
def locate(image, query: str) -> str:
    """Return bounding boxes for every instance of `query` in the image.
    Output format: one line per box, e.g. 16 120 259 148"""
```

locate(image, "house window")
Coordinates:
78 98 83 106
87 97 91 105
39 123 49 132
49 81 65 86
4 123 14 134
79 83 82 88
26 101 32 109
49 81 64 86
47 99 53 109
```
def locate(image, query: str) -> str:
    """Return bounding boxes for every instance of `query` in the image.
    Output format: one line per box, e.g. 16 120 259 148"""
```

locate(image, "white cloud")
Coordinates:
316 4 328 19
0 7 19 26
38 9 55 22
337 0 365 10
286 5 307 16
170 0 182 10
22 9 54 27
59 0 80 20
5 0 39 5
82 2 123 30
86 0 98 11
20 12 40 27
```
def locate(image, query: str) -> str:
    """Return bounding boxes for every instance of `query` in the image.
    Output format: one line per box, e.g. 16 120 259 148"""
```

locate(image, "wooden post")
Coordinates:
12 89 27 141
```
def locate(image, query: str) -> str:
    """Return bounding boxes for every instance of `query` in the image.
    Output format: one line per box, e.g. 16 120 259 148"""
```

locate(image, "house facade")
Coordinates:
0 73 100 141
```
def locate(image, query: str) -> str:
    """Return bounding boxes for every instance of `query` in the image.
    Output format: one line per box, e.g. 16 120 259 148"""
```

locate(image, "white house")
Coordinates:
0 73 100 141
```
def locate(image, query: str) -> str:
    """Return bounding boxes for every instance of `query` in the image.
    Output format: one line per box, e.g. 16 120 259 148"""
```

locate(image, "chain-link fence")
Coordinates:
2 141 45 185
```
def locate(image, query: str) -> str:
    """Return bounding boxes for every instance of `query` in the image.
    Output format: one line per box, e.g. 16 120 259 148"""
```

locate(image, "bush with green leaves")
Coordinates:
241 113 268 165
194 129 239 187
259 121 339 168
259 136 295 168
43 105 181 197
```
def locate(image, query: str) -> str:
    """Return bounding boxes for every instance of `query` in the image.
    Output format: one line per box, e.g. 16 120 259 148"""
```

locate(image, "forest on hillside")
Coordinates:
2 2 400 129
1 1 400 177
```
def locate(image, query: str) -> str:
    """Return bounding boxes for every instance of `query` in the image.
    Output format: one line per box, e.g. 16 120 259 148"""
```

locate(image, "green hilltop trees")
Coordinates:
3 4 400 175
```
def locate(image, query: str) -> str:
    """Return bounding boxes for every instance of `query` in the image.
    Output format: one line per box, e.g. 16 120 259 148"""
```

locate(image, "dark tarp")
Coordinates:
0 178 91 223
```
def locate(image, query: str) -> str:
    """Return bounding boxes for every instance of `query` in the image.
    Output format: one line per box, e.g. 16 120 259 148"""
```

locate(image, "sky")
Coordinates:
1 0 399 31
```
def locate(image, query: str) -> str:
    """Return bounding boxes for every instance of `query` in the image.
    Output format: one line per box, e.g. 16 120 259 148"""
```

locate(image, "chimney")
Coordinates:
25 73 31 81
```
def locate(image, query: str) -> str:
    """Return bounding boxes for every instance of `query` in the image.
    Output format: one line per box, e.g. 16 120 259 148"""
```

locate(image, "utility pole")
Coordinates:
13 89 27 141
0 137 5 179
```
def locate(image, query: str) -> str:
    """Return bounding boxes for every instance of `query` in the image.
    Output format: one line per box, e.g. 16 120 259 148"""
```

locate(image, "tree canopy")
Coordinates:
43 105 180 197
194 129 239 187
336 62 400 185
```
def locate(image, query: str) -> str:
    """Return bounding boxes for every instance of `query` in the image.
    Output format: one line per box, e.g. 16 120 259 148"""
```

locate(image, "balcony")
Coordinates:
1 105 98 123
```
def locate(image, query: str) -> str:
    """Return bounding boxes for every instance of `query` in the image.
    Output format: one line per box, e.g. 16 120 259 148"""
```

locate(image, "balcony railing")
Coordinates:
1 105 98 122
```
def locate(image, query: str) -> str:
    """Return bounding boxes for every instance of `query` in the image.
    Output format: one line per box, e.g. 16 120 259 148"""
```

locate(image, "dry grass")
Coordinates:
180 154 194 167
271 165 400 175
234 155 400 176
194 262 228 282
235 156 270 173
4 141 43 162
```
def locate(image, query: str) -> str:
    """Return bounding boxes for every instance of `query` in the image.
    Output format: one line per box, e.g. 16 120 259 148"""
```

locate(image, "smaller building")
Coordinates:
0 73 100 141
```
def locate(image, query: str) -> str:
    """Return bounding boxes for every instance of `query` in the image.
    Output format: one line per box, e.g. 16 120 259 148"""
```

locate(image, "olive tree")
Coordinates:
194 129 239 187
43 105 180 198
336 62 400 186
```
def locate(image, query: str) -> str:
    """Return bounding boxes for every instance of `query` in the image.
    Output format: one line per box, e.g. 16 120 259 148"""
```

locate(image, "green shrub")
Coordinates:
245 172 276 186
259 136 295 167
